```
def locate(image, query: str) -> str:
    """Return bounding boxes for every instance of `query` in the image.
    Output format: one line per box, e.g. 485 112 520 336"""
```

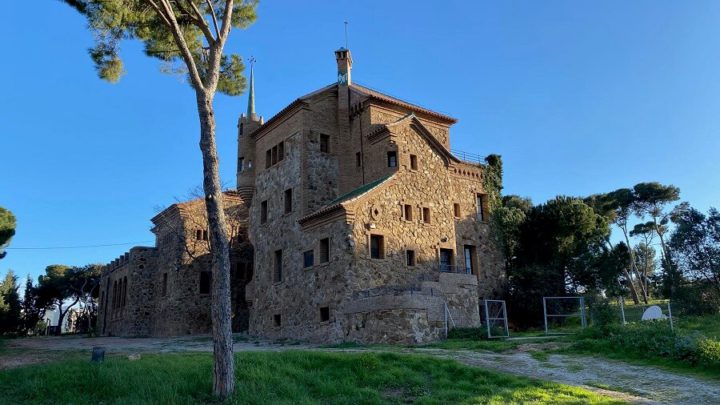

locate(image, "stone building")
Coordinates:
98 49 504 343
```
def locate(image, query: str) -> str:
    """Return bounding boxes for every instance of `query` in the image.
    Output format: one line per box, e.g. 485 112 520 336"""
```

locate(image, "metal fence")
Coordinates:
543 296 588 335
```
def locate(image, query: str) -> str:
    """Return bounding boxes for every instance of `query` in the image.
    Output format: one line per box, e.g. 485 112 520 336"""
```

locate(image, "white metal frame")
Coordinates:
543 296 587 335
483 299 509 339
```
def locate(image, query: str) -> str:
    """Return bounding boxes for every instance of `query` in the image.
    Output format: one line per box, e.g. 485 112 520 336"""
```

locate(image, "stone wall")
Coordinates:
98 246 158 337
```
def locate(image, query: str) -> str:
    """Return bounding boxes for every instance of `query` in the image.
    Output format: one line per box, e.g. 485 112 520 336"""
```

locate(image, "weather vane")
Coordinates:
344 21 349 49
248 56 256 67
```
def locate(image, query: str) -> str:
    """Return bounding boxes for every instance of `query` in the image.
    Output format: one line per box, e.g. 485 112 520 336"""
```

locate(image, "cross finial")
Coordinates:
344 21 349 49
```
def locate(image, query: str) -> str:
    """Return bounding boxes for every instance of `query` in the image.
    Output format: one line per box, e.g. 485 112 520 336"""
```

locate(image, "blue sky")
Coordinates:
1 1 719 281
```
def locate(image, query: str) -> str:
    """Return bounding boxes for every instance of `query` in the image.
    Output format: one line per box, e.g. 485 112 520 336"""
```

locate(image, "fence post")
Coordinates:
543 297 548 334
502 301 510 338
619 296 626 325
444 302 448 338
484 300 491 339
667 301 674 332
580 297 587 328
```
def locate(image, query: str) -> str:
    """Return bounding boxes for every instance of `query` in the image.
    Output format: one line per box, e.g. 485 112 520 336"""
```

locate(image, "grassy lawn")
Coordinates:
0 350 623 404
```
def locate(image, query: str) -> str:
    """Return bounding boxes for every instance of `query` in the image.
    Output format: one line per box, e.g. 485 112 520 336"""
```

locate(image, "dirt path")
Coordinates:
397 348 720 405
4 336 720 404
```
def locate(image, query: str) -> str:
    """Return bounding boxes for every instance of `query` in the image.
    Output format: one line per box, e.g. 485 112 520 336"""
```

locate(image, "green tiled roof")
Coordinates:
328 174 393 206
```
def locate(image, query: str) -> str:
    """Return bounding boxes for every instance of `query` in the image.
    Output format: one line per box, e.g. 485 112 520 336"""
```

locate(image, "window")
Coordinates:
196 229 202 240
284 188 293 214
320 307 330 322
404 204 413 221
454 203 461 218
320 134 330 153
370 235 385 259
122 277 127 307
477 194 487 221
202 230 209 241
410 154 418 170
303 250 314 268
319 238 330 263
273 314 281 327
238 157 244 172
422 207 431 224
464 245 477 275
274 249 283 282
356 152 362 167
265 141 286 168
439 248 454 272
406 250 416 267
260 200 268 224
162 273 168 296
199 271 211 294
387 151 397 168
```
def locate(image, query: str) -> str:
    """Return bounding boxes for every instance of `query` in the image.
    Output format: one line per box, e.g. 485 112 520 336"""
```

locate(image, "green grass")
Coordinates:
0 351 624 404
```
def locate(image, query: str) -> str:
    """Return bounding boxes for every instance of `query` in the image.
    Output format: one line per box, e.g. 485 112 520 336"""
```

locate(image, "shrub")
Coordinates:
573 321 720 370
447 327 485 340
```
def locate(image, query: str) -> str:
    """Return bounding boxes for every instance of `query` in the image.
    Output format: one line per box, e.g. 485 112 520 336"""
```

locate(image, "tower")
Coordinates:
237 58 263 199
335 48 354 193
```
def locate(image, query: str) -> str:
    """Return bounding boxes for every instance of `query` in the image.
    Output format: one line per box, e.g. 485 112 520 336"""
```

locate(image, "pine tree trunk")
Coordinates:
195 90 235 399
622 226 649 303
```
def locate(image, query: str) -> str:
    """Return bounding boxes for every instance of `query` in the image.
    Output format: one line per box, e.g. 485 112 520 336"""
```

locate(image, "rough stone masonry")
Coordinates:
98 49 505 344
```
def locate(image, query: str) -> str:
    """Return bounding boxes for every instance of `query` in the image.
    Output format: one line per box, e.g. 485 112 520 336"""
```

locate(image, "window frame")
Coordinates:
410 154 418 170
370 234 385 259
387 151 398 168
319 238 330 264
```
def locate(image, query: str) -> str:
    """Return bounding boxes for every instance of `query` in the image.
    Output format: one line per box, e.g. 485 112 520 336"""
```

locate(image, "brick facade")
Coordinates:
98 49 505 343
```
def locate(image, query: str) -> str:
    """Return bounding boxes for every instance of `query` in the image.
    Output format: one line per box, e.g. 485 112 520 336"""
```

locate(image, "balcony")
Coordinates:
438 264 472 275
451 149 486 165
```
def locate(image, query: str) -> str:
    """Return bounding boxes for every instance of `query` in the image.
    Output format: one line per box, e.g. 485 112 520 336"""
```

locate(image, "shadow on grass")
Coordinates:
0 351 623 404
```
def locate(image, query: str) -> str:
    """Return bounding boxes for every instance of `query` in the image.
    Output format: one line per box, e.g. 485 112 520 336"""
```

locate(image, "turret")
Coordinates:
237 58 263 200
336 48 353 193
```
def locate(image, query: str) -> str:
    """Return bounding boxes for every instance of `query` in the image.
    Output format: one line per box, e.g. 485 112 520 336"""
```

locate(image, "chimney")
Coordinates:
335 48 352 86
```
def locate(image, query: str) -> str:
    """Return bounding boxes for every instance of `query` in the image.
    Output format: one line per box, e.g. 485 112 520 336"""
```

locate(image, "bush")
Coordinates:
573 321 720 370
447 327 486 340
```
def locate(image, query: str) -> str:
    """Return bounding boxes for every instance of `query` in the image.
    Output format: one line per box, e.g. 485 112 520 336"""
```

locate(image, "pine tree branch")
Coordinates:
156 0 206 91
182 0 217 44
144 0 172 27
204 0 221 39
218 0 234 42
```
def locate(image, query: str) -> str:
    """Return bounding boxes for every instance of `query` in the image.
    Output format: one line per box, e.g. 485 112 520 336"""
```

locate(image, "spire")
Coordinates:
247 56 256 118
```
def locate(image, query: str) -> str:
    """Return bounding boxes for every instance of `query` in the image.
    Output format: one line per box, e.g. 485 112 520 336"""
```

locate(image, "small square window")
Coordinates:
162 273 168 296
454 203 461 218
410 154 418 170
238 157 244 172
320 307 330 322
278 142 285 161
406 250 416 267
319 238 330 263
273 314 281 327
260 200 268 224
320 134 330 153
370 235 385 259
356 152 362 167
404 204 413 221
284 188 293 214
195 229 202 240
271 145 278 165
387 151 397 168
265 149 272 169
303 250 314 268
422 207 431 224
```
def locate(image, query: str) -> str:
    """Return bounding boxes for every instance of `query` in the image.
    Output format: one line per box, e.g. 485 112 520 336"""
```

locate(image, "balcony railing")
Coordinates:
438 264 473 275
451 149 485 165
